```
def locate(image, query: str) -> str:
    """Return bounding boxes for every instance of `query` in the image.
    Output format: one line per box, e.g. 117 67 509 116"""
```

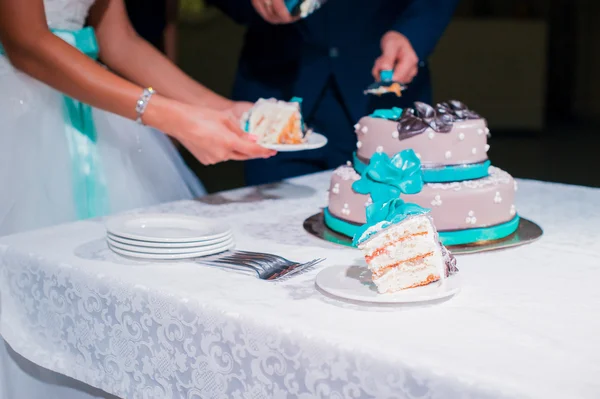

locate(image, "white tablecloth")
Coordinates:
0 171 599 399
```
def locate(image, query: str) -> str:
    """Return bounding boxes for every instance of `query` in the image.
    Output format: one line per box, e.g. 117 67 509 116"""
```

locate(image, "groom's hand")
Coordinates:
372 31 419 84
251 0 300 24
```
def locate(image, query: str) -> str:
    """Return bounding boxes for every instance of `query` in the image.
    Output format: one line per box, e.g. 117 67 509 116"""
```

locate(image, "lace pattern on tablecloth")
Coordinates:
0 246 510 399
1 173 600 399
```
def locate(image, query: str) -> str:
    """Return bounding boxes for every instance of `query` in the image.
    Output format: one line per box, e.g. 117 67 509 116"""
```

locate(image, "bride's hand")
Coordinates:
251 0 300 24
227 101 254 121
169 104 276 165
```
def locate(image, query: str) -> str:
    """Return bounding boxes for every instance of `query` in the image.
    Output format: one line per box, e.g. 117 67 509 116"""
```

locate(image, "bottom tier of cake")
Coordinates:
326 165 520 246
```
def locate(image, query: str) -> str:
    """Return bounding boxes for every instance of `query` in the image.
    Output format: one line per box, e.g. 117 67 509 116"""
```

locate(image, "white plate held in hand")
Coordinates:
315 265 461 305
262 133 327 152
105 213 232 243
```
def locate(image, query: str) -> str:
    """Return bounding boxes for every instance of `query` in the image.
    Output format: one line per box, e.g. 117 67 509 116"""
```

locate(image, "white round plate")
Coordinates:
107 232 232 248
262 132 327 152
107 236 235 255
315 265 461 304
105 213 231 243
108 240 235 260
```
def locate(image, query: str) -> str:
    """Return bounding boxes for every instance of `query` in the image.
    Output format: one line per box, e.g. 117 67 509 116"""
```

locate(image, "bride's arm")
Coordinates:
0 0 275 164
89 0 233 110
0 0 174 131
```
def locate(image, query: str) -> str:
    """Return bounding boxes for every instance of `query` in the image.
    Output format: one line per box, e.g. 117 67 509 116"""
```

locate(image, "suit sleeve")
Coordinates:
204 0 256 25
392 0 460 62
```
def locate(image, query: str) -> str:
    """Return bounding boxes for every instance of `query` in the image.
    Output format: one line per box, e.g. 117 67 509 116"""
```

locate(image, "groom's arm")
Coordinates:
205 0 255 25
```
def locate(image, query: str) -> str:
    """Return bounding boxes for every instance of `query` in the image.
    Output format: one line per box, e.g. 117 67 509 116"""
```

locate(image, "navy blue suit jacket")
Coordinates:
207 0 459 123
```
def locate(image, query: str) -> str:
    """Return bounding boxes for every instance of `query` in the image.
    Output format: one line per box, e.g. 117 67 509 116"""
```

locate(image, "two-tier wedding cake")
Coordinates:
325 100 520 246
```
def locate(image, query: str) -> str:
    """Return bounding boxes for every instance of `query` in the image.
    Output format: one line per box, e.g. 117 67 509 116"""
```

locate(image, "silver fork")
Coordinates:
199 250 325 281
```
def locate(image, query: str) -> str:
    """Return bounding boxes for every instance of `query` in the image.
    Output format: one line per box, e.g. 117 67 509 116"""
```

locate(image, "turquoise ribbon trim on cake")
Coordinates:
0 27 109 219
324 208 521 247
324 208 359 242
421 160 491 182
369 107 403 120
353 152 491 183
437 215 521 246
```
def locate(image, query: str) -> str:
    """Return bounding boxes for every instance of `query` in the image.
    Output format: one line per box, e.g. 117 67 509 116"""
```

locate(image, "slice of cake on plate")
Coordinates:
351 149 458 294
354 210 458 294
241 97 312 145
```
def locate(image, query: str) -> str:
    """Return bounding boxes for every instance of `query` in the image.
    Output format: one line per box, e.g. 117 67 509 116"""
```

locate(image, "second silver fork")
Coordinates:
199 250 325 280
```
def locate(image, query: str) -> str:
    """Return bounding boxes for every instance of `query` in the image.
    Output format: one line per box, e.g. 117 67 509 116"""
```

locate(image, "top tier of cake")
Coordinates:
354 101 490 182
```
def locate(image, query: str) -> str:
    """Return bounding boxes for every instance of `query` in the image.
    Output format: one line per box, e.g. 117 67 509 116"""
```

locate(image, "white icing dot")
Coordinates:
458 133 465 141
416 153 421 159
428 132 435 140
431 195 442 206
485 127 490 135
494 191 502 203
485 144 490 152
465 210 477 225
376 146 384 153
510 204 516 216
346 160 352 166
477 128 484 135
364 197 373 207
472 147 477 155
361 126 369 134
391 130 399 138
332 183 340 194
445 151 452 159
356 141 362 149
342 203 351 216
354 123 360 131
334 166 360 180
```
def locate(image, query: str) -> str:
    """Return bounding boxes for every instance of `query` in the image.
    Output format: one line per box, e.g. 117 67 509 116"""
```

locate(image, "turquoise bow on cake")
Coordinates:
352 149 424 202
351 149 429 246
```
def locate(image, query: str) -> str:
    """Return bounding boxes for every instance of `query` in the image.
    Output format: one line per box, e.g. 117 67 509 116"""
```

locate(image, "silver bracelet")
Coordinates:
135 87 155 125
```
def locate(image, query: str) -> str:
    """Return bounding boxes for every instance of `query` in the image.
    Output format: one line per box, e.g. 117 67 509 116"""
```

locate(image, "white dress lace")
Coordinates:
0 0 205 237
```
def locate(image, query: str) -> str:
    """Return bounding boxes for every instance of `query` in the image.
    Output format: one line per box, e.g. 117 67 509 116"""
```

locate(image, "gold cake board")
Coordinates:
303 211 543 255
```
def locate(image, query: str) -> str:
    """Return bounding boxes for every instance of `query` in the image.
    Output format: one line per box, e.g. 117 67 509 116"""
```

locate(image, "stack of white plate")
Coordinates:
105 213 234 260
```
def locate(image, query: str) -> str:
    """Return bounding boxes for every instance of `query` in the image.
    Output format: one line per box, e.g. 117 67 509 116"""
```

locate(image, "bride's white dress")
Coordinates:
0 0 206 237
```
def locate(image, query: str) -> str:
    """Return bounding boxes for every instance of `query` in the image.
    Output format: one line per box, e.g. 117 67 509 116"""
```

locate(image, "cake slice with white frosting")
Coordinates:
355 213 457 293
241 97 311 145
350 149 458 294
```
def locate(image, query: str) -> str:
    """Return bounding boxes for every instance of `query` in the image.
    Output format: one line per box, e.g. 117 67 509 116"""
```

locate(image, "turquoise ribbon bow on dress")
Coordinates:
0 27 110 220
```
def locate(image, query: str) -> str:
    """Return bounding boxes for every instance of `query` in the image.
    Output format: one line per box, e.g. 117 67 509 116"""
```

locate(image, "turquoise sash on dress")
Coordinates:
0 27 110 220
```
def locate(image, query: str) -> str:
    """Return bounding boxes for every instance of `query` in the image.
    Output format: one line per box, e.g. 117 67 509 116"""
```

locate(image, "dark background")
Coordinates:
170 0 600 192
